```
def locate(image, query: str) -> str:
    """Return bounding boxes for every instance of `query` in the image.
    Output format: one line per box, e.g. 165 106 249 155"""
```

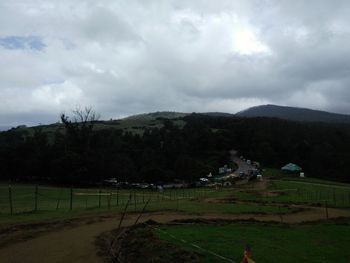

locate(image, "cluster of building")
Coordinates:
198 160 262 187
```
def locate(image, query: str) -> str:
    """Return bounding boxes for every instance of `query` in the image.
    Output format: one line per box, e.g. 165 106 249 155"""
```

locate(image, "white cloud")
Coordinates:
1 0 350 125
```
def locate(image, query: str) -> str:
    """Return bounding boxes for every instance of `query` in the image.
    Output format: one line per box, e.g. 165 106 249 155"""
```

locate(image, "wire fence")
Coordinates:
1 181 349 216
234 181 350 208
0 184 211 215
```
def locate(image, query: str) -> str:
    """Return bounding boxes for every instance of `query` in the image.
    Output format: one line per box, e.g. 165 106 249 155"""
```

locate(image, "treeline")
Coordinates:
0 115 228 185
184 114 350 182
0 113 350 184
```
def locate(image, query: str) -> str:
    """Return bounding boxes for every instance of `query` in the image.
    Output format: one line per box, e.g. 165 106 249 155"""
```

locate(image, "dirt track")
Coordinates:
1 206 350 263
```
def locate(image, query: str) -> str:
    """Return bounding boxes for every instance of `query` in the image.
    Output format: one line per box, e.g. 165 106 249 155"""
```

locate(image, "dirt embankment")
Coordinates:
96 223 200 263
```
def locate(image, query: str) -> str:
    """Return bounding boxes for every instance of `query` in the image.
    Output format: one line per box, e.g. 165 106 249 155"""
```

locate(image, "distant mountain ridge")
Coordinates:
236 104 350 123
122 111 188 120
3 105 350 133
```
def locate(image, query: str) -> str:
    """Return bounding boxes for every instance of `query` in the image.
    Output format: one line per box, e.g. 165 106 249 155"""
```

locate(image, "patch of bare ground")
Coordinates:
0 213 117 249
96 223 200 263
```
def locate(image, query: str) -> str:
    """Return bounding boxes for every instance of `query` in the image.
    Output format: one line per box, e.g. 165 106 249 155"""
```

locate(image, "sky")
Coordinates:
1 0 350 128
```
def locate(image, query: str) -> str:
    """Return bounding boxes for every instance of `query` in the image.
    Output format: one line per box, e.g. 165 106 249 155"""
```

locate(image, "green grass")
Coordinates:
232 179 350 208
155 222 350 263
263 167 285 178
2 176 348 224
0 184 293 224
268 180 350 207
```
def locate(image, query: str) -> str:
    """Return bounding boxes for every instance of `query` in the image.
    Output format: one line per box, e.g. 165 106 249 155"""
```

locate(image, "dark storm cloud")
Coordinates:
1 0 350 126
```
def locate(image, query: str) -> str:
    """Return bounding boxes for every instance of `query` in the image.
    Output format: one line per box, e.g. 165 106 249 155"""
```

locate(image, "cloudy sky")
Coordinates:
1 0 350 127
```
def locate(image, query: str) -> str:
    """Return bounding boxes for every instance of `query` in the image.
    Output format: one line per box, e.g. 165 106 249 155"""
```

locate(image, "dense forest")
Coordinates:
0 112 350 185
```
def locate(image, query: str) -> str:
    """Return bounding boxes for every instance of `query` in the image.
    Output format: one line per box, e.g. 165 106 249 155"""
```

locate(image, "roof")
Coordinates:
281 163 302 172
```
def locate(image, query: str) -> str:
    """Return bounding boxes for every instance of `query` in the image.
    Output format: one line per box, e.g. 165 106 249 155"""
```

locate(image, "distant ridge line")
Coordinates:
236 104 350 124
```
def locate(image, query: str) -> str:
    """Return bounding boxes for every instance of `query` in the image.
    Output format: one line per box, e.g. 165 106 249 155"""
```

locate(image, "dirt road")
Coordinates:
1 207 350 263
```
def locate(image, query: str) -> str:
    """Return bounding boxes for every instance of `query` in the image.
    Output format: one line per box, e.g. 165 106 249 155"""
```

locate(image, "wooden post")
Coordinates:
142 190 145 204
116 189 119 206
134 190 136 211
70 187 73 211
34 185 38 212
278 205 283 223
8 185 13 215
107 193 111 210
325 200 329 220
99 188 102 208
56 189 62 210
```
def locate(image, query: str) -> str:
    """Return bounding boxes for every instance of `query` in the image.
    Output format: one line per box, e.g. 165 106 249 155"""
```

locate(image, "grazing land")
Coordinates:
156 221 350 263
1 176 350 263
0 183 295 224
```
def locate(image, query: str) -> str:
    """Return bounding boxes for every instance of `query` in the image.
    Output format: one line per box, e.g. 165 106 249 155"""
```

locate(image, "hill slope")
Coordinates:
236 104 350 123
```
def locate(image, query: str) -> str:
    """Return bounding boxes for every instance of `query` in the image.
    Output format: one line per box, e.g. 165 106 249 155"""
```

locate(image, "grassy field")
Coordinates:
155 222 350 263
234 178 350 208
1 175 349 224
0 184 294 224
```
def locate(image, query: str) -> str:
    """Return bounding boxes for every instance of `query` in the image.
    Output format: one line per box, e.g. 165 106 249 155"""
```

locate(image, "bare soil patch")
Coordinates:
96 223 200 263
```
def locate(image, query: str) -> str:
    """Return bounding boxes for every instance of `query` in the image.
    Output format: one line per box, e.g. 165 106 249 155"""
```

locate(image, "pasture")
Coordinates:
233 179 350 208
0 183 293 224
155 222 350 263
1 177 350 262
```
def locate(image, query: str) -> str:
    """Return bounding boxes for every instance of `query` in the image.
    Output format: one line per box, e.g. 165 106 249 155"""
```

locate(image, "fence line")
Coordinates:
0 184 214 215
1 183 350 215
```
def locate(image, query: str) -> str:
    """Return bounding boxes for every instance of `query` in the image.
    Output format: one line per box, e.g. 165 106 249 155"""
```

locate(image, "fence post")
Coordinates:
278 205 283 223
108 192 111 210
34 185 38 212
70 187 73 211
8 185 13 215
116 189 119 206
325 200 329 220
99 188 102 208
134 190 137 211
56 189 62 210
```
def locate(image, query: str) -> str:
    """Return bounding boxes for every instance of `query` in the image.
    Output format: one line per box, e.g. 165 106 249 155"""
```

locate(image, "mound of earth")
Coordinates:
96 223 200 263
